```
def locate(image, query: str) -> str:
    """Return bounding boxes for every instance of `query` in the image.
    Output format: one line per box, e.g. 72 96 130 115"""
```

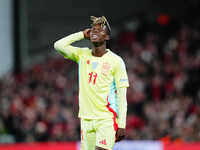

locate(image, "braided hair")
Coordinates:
90 16 111 35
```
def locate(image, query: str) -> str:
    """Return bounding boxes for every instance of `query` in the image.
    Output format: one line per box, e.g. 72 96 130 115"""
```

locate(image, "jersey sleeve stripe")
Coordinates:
106 96 118 132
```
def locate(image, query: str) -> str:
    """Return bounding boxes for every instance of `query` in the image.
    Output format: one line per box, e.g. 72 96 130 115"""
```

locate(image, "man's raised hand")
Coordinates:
83 29 91 40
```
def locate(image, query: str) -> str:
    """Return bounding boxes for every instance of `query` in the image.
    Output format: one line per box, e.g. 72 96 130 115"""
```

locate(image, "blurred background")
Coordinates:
0 0 200 149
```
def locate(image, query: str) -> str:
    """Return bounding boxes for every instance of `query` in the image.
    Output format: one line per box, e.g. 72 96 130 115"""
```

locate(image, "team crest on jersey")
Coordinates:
92 61 98 70
101 62 110 74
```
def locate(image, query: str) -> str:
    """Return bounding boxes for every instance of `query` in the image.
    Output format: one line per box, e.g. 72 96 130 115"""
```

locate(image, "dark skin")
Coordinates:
83 24 126 150
83 24 109 57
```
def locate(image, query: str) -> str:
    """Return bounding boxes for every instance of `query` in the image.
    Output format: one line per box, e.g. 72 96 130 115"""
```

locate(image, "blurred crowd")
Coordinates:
0 22 200 143
0 59 80 143
117 23 200 142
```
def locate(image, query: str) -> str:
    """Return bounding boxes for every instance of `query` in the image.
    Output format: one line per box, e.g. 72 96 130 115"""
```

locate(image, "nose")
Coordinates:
92 29 98 33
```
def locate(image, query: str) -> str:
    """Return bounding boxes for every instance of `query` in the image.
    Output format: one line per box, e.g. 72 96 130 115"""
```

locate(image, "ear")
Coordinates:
105 35 110 41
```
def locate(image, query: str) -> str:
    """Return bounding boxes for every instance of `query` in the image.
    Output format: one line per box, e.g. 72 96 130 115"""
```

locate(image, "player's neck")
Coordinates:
92 43 107 57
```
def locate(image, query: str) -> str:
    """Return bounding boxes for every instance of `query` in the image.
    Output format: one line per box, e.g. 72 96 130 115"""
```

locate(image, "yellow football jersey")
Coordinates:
54 32 129 121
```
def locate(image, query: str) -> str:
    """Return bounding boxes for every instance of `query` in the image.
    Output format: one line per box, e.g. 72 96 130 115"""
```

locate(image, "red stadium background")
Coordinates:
1 142 200 150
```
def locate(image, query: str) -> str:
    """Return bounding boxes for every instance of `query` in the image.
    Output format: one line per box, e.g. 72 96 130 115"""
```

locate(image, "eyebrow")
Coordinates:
92 26 105 31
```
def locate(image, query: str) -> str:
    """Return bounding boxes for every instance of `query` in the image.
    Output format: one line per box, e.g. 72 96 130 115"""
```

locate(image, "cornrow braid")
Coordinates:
90 16 111 35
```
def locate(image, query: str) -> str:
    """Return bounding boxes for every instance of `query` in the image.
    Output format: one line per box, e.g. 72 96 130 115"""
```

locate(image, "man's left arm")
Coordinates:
116 87 127 142
113 58 129 142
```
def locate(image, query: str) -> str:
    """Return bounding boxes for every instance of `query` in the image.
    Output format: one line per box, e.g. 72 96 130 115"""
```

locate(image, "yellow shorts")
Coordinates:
80 118 118 150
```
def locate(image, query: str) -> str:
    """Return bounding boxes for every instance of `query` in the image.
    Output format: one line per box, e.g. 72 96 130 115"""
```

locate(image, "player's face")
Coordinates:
90 24 109 43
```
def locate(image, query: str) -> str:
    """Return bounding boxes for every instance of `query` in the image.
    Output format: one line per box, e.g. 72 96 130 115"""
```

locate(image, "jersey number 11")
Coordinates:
89 72 98 85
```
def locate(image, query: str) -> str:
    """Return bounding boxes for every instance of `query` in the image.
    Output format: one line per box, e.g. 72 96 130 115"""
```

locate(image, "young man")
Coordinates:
54 16 129 150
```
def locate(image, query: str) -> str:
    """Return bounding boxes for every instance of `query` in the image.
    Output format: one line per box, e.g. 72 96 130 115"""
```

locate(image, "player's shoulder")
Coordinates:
108 50 127 71
108 50 125 64
79 47 92 55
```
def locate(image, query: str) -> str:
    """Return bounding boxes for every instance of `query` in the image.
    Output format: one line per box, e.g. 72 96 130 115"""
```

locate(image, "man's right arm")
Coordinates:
54 32 84 62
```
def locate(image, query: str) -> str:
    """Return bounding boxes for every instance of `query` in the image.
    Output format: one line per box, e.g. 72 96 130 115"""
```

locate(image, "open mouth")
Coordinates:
92 35 98 38
91 33 99 40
